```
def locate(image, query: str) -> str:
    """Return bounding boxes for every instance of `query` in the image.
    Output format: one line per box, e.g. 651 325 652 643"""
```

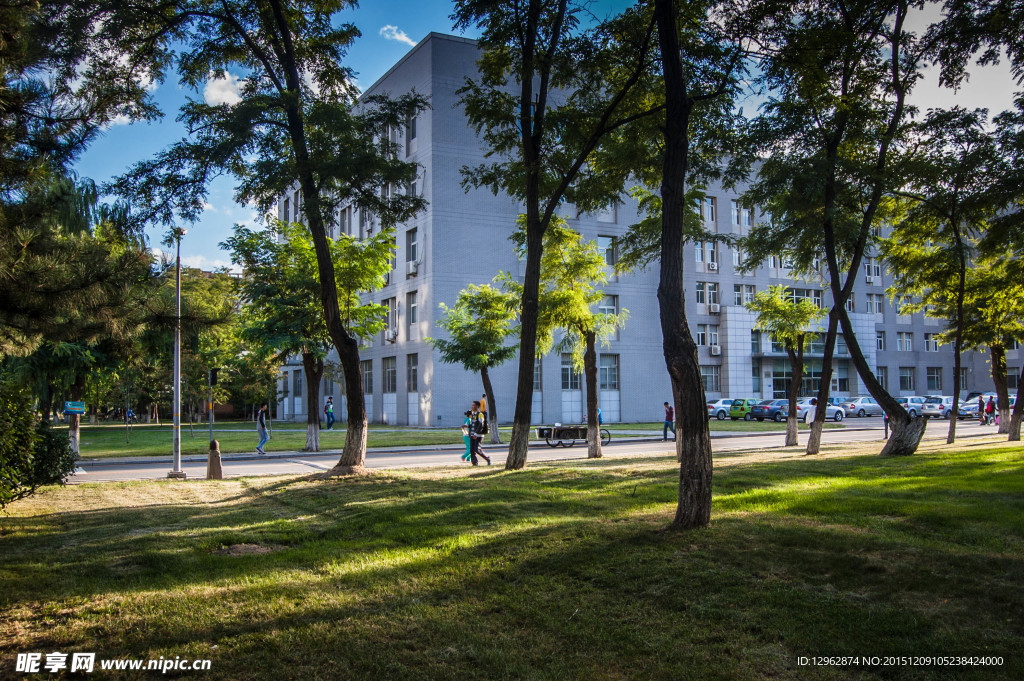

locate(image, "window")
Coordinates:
899 367 915 392
1009 368 1019 391
406 291 417 326
867 293 884 314
733 284 755 306
897 332 913 352
927 367 942 392
293 190 301 221
360 360 373 394
406 354 418 392
695 240 704 263
697 324 719 346
731 199 740 226
752 359 761 392
700 365 721 392
598 295 617 317
405 228 418 263
733 247 745 268
960 367 969 390
382 357 397 393
751 330 761 354
405 113 416 154
876 332 886 351
699 197 716 223
924 333 938 352
561 353 580 390
845 293 856 312
283 197 290 223
339 205 351 236
742 207 752 227
597 236 617 266
695 281 719 305
836 364 850 392
705 241 717 263
293 370 302 397
864 257 881 279
876 366 888 392
837 335 849 355
384 297 397 330
599 354 619 390
534 358 543 390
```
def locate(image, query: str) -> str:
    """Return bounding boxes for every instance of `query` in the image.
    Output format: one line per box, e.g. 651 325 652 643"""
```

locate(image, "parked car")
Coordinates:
750 399 789 422
958 401 980 420
895 395 927 418
706 399 735 420
795 399 844 422
729 398 760 421
842 396 884 417
921 396 955 419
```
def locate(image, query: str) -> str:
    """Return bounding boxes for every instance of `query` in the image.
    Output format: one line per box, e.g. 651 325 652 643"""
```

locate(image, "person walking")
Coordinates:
979 395 986 425
256 402 270 455
480 393 488 421
460 410 473 462
324 396 335 430
986 396 996 425
663 401 676 441
469 400 491 465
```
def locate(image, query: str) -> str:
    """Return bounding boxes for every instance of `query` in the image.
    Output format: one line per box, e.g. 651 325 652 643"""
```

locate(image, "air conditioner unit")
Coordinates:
406 260 419 276
710 345 722 356
709 303 721 314
707 262 719 271
384 328 398 343
865 275 875 284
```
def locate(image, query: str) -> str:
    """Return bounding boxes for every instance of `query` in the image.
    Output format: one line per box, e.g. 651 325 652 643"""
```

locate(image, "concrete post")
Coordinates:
207 439 223 480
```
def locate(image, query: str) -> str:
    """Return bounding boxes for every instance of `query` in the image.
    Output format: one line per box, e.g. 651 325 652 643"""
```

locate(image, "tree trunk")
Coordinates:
655 0 712 529
40 382 54 423
506 219 544 469
583 330 601 459
1008 364 1024 441
481 366 501 445
67 374 85 455
947 228 967 444
990 344 1010 435
785 343 802 447
333 338 367 468
302 351 324 452
807 309 838 455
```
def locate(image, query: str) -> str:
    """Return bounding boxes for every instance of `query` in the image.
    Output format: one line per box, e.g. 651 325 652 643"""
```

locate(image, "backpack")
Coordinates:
474 415 488 435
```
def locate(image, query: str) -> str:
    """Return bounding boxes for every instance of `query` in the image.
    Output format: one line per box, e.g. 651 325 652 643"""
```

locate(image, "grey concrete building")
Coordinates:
275 32 1005 425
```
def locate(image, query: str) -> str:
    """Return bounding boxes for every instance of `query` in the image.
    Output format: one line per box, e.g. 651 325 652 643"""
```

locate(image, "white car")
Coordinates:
842 396 885 417
706 399 735 420
921 396 955 419
795 399 844 422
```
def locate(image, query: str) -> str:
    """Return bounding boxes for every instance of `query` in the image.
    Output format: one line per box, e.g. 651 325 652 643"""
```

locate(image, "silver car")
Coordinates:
841 396 884 417
795 399 844 422
896 395 927 418
921 396 955 419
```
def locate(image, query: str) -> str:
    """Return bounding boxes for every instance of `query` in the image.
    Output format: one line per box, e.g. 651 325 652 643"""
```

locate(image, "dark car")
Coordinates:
749 399 789 422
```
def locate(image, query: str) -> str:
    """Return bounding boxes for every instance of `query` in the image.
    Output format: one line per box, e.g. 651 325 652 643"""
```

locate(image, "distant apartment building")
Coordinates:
275 33 1005 425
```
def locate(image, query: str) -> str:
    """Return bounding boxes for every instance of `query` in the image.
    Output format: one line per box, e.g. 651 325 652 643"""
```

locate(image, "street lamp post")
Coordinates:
169 227 188 479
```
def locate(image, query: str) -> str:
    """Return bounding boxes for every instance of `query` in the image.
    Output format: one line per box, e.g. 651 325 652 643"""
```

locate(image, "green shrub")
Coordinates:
0 381 77 510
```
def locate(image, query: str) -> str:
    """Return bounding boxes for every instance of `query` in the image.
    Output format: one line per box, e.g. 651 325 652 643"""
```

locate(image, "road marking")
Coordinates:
74 468 87 475
287 459 330 471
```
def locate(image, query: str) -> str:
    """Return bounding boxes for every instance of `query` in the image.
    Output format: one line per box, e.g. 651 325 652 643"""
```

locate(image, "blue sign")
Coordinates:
64 401 86 415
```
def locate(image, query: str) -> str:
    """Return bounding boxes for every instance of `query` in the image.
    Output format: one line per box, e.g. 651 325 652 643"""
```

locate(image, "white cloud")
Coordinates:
379 25 416 47
181 254 234 271
203 72 245 107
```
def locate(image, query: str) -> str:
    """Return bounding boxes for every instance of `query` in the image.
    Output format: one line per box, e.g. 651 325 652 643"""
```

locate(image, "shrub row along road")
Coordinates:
72 419 995 482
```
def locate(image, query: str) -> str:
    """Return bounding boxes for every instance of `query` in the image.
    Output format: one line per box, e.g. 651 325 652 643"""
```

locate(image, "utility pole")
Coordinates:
208 367 218 443
169 227 188 479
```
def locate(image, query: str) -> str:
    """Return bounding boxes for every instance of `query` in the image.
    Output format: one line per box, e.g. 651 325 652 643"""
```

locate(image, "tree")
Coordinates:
741 0 929 457
746 286 824 446
510 218 627 458
111 0 425 472
454 0 660 469
881 107 1006 444
428 283 519 445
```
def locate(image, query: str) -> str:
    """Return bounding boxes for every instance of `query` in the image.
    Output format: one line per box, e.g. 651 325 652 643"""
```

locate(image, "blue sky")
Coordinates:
73 1 1018 270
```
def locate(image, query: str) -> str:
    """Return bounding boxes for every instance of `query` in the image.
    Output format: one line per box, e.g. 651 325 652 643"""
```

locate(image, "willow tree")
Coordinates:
509 218 627 459
428 283 519 445
454 0 659 469
111 0 425 471
746 286 824 446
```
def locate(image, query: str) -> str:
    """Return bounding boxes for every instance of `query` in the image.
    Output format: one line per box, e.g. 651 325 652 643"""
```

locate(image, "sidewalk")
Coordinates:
77 423 886 467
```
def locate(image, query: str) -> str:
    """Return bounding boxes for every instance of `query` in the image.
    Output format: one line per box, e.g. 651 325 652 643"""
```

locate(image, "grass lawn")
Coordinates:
2 441 1020 679
63 419 848 459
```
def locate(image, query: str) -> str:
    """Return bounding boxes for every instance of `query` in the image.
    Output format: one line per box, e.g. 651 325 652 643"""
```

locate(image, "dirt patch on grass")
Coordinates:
311 465 377 479
213 543 281 556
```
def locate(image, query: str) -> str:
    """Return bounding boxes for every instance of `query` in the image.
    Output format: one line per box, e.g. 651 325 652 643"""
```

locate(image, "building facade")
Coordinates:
275 33 1005 425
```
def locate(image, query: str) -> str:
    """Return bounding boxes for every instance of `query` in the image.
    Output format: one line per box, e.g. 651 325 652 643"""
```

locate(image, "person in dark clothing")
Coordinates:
986 396 996 425
663 401 676 441
256 403 270 455
324 396 335 430
469 401 491 465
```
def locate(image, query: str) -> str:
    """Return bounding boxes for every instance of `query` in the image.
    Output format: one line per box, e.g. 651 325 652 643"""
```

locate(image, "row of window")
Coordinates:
694 197 754 227
876 331 944 352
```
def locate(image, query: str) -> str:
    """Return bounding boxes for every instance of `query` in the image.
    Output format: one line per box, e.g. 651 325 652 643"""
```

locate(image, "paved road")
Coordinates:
72 419 998 483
